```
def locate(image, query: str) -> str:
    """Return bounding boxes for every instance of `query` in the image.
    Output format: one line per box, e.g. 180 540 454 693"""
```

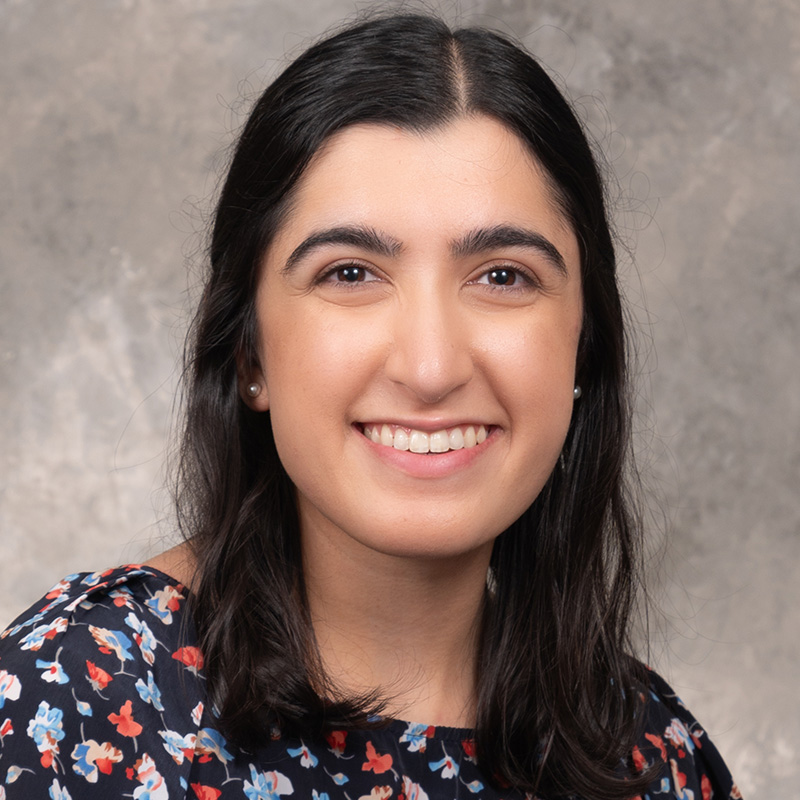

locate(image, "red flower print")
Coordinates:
108 700 143 738
96 756 115 775
362 740 393 774
632 745 646 772
173 646 204 673
461 738 476 760
326 729 347 756
701 774 712 800
192 784 223 800
85 660 113 691
669 758 688 794
0 718 12 737
645 732 667 761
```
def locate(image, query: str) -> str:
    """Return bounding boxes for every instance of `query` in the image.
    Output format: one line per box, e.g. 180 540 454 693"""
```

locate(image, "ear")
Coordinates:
237 354 269 412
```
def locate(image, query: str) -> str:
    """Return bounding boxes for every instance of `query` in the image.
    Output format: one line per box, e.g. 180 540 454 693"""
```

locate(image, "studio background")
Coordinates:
1 1 797 796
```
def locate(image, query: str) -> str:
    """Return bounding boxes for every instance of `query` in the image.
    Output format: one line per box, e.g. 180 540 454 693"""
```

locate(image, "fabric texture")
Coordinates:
0 566 741 799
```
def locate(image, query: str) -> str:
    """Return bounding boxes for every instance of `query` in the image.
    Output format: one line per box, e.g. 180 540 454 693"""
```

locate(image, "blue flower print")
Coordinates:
19 617 68 652
71 739 123 782
196 727 234 764
400 723 434 753
159 729 197 765
35 659 69 685
312 791 329 800
88 626 134 668
144 584 183 625
131 752 168 798
323 768 349 786
125 612 158 666
80 571 105 588
243 763 294 800
429 748 458 779
135 670 165 712
0 670 21 708
5 764 36 784
48 777 73 800
2 608 48 639
72 687 92 717
107 586 136 609
26 701 65 769
287 742 318 768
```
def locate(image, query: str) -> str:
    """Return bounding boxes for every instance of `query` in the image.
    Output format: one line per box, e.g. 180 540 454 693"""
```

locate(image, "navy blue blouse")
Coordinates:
0 566 741 799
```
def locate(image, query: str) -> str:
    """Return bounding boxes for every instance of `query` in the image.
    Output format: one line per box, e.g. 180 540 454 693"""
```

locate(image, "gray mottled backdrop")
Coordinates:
1 1 797 795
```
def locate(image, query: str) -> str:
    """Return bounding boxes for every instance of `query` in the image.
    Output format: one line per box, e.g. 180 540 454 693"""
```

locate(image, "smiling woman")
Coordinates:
0 12 740 800
246 119 582 564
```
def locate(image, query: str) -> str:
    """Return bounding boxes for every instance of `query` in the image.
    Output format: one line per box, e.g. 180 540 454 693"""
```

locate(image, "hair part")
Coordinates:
177 12 653 798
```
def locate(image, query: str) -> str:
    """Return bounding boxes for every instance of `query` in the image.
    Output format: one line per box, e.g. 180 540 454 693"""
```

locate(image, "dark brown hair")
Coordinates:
177 13 651 798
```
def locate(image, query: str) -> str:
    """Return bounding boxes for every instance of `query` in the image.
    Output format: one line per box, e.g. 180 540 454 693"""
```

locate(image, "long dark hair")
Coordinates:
177 13 650 798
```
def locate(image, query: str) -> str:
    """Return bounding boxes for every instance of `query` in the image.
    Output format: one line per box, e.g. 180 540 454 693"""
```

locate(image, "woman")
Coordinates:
0 14 739 800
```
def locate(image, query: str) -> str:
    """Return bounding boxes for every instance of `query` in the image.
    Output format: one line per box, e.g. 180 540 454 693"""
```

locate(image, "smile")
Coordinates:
361 423 489 453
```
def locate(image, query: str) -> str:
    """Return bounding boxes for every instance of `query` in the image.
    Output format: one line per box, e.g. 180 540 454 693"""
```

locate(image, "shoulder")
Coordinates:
633 667 743 799
0 565 210 798
1 564 198 680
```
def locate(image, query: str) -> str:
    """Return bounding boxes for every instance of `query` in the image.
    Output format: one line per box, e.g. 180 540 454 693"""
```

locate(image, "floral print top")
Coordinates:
0 566 740 800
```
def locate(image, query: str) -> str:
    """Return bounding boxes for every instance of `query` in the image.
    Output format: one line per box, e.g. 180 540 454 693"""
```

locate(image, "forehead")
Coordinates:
270 115 579 266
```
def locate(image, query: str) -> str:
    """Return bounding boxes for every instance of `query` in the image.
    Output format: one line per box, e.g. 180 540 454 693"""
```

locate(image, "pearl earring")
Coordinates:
247 383 261 397
573 386 582 400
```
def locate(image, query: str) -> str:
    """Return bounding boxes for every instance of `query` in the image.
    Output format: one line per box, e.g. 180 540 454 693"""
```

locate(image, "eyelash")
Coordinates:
314 261 540 292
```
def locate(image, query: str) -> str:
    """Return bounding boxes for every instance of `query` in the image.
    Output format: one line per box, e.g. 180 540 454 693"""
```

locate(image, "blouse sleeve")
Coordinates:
636 669 743 799
0 568 207 800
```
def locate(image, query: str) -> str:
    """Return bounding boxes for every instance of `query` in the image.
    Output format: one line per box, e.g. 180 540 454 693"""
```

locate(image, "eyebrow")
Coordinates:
281 222 569 277
451 224 568 276
282 225 403 273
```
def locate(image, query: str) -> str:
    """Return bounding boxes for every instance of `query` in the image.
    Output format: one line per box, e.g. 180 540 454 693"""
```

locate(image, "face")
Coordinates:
244 116 583 565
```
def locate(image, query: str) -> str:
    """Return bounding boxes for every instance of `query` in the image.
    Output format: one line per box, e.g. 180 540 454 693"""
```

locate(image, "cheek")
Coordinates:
260 308 380 431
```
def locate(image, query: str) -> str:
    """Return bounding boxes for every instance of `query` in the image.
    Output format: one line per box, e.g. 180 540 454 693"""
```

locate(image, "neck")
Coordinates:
303 524 492 728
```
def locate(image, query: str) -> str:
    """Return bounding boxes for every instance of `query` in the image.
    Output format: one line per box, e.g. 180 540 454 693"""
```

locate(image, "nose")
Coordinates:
383 291 474 404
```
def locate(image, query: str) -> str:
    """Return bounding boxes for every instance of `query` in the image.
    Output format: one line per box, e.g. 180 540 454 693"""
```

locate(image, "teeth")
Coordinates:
429 431 449 453
464 426 477 448
393 428 409 451
448 428 464 450
409 431 429 453
364 423 488 453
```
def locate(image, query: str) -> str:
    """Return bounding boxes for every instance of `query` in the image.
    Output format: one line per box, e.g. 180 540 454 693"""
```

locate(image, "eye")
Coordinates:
485 268 517 286
471 265 537 290
337 265 367 282
319 262 381 285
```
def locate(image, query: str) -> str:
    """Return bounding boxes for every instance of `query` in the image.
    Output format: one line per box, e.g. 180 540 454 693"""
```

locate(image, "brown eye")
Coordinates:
488 268 516 285
336 266 367 282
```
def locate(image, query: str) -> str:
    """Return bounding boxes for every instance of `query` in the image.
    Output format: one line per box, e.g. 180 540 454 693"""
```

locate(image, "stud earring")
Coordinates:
247 383 261 398
573 386 582 400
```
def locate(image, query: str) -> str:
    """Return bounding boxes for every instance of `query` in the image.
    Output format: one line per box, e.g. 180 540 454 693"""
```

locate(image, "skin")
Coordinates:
151 115 583 725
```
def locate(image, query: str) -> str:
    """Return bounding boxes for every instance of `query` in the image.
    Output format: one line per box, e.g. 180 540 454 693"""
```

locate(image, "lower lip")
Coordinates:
355 425 498 478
